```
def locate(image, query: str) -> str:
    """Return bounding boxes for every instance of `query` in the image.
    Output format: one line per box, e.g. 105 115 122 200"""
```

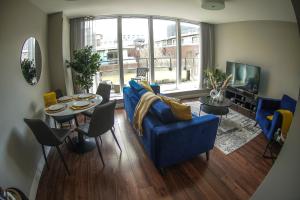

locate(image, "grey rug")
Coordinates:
186 101 262 155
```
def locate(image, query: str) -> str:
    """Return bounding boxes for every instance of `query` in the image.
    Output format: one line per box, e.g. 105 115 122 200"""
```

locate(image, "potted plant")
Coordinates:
21 58 36 85
204 68 232 102
66 46 101 93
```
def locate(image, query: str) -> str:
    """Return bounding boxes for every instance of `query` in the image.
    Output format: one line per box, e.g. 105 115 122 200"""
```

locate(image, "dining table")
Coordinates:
45 94 103 154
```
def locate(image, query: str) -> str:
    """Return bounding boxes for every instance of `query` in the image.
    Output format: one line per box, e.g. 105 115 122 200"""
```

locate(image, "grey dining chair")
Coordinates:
53 89 76 128
83 83 111 118
76 100 121 166
24 118 73 175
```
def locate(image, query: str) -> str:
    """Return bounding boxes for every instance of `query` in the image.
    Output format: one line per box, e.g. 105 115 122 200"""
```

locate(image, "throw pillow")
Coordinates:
140 81 154 92
161 97 192 121
129 80 143 92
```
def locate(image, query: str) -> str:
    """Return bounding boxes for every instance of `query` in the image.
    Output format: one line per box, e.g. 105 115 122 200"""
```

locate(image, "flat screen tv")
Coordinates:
226 61 261 94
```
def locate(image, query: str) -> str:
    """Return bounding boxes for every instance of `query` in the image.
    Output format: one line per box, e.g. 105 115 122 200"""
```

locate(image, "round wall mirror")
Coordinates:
20 37 42 85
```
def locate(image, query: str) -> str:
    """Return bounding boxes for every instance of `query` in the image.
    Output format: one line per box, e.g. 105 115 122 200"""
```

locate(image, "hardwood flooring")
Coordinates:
36 108 274 200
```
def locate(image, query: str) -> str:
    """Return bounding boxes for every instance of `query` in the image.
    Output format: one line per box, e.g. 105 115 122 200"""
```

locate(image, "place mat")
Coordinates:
45 105 67 114
70 102 96 110
57 98 73 103
74 94 96 101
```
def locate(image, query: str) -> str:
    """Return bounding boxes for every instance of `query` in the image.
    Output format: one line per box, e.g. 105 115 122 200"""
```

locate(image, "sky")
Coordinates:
93 18 177 43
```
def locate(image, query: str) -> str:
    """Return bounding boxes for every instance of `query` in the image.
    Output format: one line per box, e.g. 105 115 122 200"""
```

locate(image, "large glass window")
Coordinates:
179 22 201 90
92 18 121 95
84 17 203 97
153 19 177 91
122 18 149 86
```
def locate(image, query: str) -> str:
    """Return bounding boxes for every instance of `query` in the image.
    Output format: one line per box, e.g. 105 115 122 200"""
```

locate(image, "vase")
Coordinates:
210 89 224 102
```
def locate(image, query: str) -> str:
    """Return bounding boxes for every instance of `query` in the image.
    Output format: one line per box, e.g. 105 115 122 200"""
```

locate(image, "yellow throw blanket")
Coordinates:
267 109 293 139
133 92 160 136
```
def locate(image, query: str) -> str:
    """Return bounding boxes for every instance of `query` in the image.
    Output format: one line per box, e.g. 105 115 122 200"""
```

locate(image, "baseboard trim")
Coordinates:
29 147 50 200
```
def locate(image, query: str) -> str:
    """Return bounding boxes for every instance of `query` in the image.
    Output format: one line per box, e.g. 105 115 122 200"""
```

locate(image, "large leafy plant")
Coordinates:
21 58 36 85
204 68 232 90
66 46 101 93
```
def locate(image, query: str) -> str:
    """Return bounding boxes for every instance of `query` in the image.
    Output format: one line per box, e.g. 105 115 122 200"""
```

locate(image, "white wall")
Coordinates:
48 12 73 96
0 0 50 196
215 21 300 99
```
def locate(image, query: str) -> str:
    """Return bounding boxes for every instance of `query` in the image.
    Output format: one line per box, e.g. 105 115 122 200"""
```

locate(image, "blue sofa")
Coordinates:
123 84 219 169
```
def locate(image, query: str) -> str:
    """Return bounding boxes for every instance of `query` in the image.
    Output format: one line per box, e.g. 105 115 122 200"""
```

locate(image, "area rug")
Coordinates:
186 101 262 155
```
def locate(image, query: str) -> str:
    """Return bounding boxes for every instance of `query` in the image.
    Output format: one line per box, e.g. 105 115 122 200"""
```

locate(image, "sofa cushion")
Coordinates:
140 81 154 92
129 80 143 93
150 100 178 124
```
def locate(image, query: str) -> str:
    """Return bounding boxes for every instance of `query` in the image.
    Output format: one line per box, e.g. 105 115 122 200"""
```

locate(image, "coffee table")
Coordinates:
199 96 233 123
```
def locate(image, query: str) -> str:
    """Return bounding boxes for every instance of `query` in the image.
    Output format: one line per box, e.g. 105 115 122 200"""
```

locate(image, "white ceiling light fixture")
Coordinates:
202 0 225 10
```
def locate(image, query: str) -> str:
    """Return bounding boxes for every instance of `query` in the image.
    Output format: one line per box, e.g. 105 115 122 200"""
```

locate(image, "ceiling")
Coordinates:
29 0 297 24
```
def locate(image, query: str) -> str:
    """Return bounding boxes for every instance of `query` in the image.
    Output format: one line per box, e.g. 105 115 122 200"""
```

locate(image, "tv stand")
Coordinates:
225 86 258 118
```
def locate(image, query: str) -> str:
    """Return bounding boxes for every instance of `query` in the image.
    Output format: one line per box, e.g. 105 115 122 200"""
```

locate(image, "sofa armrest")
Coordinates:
150 84 160 94
152 115 219 168
265 111 283 140
257 97 281 113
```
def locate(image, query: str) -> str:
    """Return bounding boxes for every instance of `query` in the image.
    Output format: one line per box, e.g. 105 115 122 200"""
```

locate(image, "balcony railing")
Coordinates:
92 57 200 93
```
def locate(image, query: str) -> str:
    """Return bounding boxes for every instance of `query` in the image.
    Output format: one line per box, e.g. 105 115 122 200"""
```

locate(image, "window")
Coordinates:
122 18 149 86
179 22 200 90
83 16 203 96
92 18 120 94
153 19 177 91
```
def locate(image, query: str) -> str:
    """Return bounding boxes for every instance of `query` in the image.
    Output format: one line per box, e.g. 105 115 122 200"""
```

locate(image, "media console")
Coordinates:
225 86 258 118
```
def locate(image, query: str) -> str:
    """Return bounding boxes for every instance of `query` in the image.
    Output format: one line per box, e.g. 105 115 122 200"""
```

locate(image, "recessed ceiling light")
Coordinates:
202 0 225 10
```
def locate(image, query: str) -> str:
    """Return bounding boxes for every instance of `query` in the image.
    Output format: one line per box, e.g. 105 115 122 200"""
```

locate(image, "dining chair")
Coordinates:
131 67 149 82
82 83 111 118
76 100 121 166
24 118 73 175
53 89 76 128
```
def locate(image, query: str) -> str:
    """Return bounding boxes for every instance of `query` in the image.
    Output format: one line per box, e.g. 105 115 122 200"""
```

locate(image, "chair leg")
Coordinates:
206 151 210 161
41 145 49 170
56 146 70 175
263 140 276 162
66 136 75 148
95 138 105 166
99 135 102 144
110 128 122 152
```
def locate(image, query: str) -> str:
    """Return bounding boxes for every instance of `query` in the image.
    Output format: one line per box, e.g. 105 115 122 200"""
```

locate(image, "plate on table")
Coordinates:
78 93 94 99
72 100 90 108
48 103 65 111
58 96 73 102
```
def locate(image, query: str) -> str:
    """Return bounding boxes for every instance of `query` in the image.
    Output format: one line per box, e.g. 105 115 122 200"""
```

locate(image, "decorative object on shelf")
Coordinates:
66 46 101 93
20 37 42 85
205 68 232 102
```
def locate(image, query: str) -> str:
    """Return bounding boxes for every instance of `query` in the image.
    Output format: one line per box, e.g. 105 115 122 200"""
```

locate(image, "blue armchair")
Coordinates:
256 94 297 158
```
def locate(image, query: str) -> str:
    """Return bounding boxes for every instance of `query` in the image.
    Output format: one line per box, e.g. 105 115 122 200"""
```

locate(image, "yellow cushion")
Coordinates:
140 81 154 92
267 109 293 139
159 95 181 103
161 98 192 121
43 92 57 107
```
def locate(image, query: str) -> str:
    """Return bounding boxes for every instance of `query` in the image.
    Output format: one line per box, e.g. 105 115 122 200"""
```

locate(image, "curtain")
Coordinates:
70 17 86 58
200 23 215 88
70 17 98 93
84 17 98 93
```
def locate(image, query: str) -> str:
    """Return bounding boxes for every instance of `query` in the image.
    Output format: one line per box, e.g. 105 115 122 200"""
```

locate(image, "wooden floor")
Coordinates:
36 109 274 200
